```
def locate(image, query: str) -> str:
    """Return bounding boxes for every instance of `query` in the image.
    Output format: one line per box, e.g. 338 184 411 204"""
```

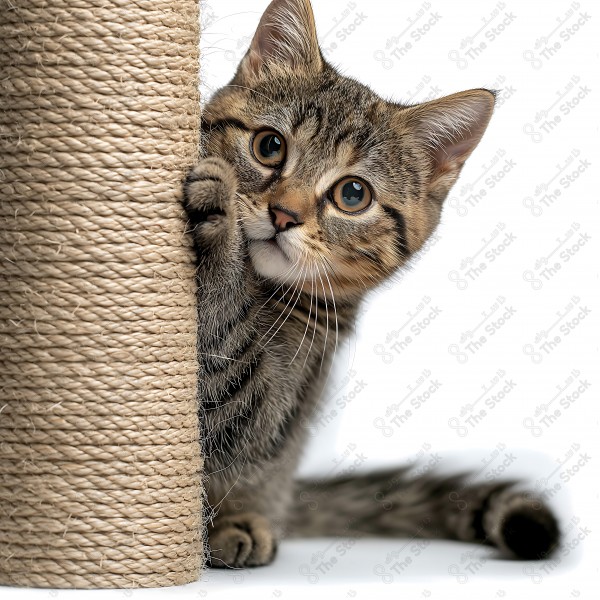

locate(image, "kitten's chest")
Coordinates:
199 289 346 473
200 293 336 396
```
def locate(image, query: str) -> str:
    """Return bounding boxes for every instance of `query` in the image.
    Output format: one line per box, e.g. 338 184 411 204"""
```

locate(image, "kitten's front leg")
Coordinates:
207 455 298 568
183 156 244 279
183 155 256 332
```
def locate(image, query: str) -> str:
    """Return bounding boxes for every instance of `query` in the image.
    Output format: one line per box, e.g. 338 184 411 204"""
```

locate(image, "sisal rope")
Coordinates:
0 0 203 589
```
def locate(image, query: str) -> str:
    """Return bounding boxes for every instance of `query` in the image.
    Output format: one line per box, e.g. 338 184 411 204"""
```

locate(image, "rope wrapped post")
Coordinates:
0 0 203 589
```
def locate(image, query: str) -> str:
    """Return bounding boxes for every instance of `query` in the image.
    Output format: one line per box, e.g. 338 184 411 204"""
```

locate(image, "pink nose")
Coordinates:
270 207 302 233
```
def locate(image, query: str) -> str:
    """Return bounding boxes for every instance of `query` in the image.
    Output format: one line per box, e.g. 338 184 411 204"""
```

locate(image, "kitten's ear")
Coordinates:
404 89 495 199
234 0 322 81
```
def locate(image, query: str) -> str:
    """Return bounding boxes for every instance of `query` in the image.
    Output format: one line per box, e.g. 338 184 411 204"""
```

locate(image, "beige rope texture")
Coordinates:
0 0 203 589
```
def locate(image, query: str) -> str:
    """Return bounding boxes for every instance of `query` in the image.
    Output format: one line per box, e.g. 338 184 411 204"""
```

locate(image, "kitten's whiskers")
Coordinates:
256 263 304 346
260 261 309 350
315 263 330 373
289 258 314 365
302 258 320 369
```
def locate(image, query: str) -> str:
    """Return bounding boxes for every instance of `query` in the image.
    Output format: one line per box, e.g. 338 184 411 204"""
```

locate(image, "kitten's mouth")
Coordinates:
267 235 283 248
262 236 289 259
248 234 297 281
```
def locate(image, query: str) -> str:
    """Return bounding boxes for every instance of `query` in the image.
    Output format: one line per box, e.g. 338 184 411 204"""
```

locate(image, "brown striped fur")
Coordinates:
184 0 559 569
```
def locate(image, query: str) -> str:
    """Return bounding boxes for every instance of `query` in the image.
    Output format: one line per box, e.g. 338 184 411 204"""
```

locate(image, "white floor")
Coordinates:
2 536 585 600
197 537 583 600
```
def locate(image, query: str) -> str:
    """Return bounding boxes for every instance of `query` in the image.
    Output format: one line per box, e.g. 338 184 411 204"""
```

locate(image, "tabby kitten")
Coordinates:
184 0 559 568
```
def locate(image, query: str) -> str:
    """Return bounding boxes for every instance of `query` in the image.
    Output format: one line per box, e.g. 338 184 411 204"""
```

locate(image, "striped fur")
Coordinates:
184 0 559 569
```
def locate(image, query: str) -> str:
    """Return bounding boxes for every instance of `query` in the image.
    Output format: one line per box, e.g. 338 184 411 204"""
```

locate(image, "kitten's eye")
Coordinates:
252 130 286 167
331 177 372 213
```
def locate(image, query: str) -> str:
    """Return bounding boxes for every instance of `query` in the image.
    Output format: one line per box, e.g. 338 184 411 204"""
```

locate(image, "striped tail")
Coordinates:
287 468 559 560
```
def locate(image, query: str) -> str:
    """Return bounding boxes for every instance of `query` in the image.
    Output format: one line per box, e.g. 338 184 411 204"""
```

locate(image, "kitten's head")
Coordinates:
203 0 494 301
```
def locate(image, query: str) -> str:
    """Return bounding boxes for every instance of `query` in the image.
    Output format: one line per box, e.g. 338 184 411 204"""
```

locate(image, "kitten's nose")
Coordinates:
269 206 302 233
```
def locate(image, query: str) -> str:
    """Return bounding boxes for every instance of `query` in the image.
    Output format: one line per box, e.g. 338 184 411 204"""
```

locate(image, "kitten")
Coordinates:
184 0 559 568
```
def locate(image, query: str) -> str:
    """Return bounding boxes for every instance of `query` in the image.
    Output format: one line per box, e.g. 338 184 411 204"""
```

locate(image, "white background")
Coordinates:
6 1 598 599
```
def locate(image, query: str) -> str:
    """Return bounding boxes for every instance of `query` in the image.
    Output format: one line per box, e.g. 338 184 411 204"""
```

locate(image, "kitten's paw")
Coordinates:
485 490 560 560
208 512 277 568
183 156 237 236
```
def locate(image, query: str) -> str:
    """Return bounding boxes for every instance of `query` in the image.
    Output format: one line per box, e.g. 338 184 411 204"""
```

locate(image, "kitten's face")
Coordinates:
202 0 494 301
203 71 425 299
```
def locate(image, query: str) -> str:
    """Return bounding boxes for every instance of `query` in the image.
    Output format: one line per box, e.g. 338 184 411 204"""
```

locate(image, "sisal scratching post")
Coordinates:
0 0 203 589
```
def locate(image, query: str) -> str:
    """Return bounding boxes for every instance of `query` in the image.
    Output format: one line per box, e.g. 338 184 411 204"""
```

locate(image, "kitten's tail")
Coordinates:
288 468 559 560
